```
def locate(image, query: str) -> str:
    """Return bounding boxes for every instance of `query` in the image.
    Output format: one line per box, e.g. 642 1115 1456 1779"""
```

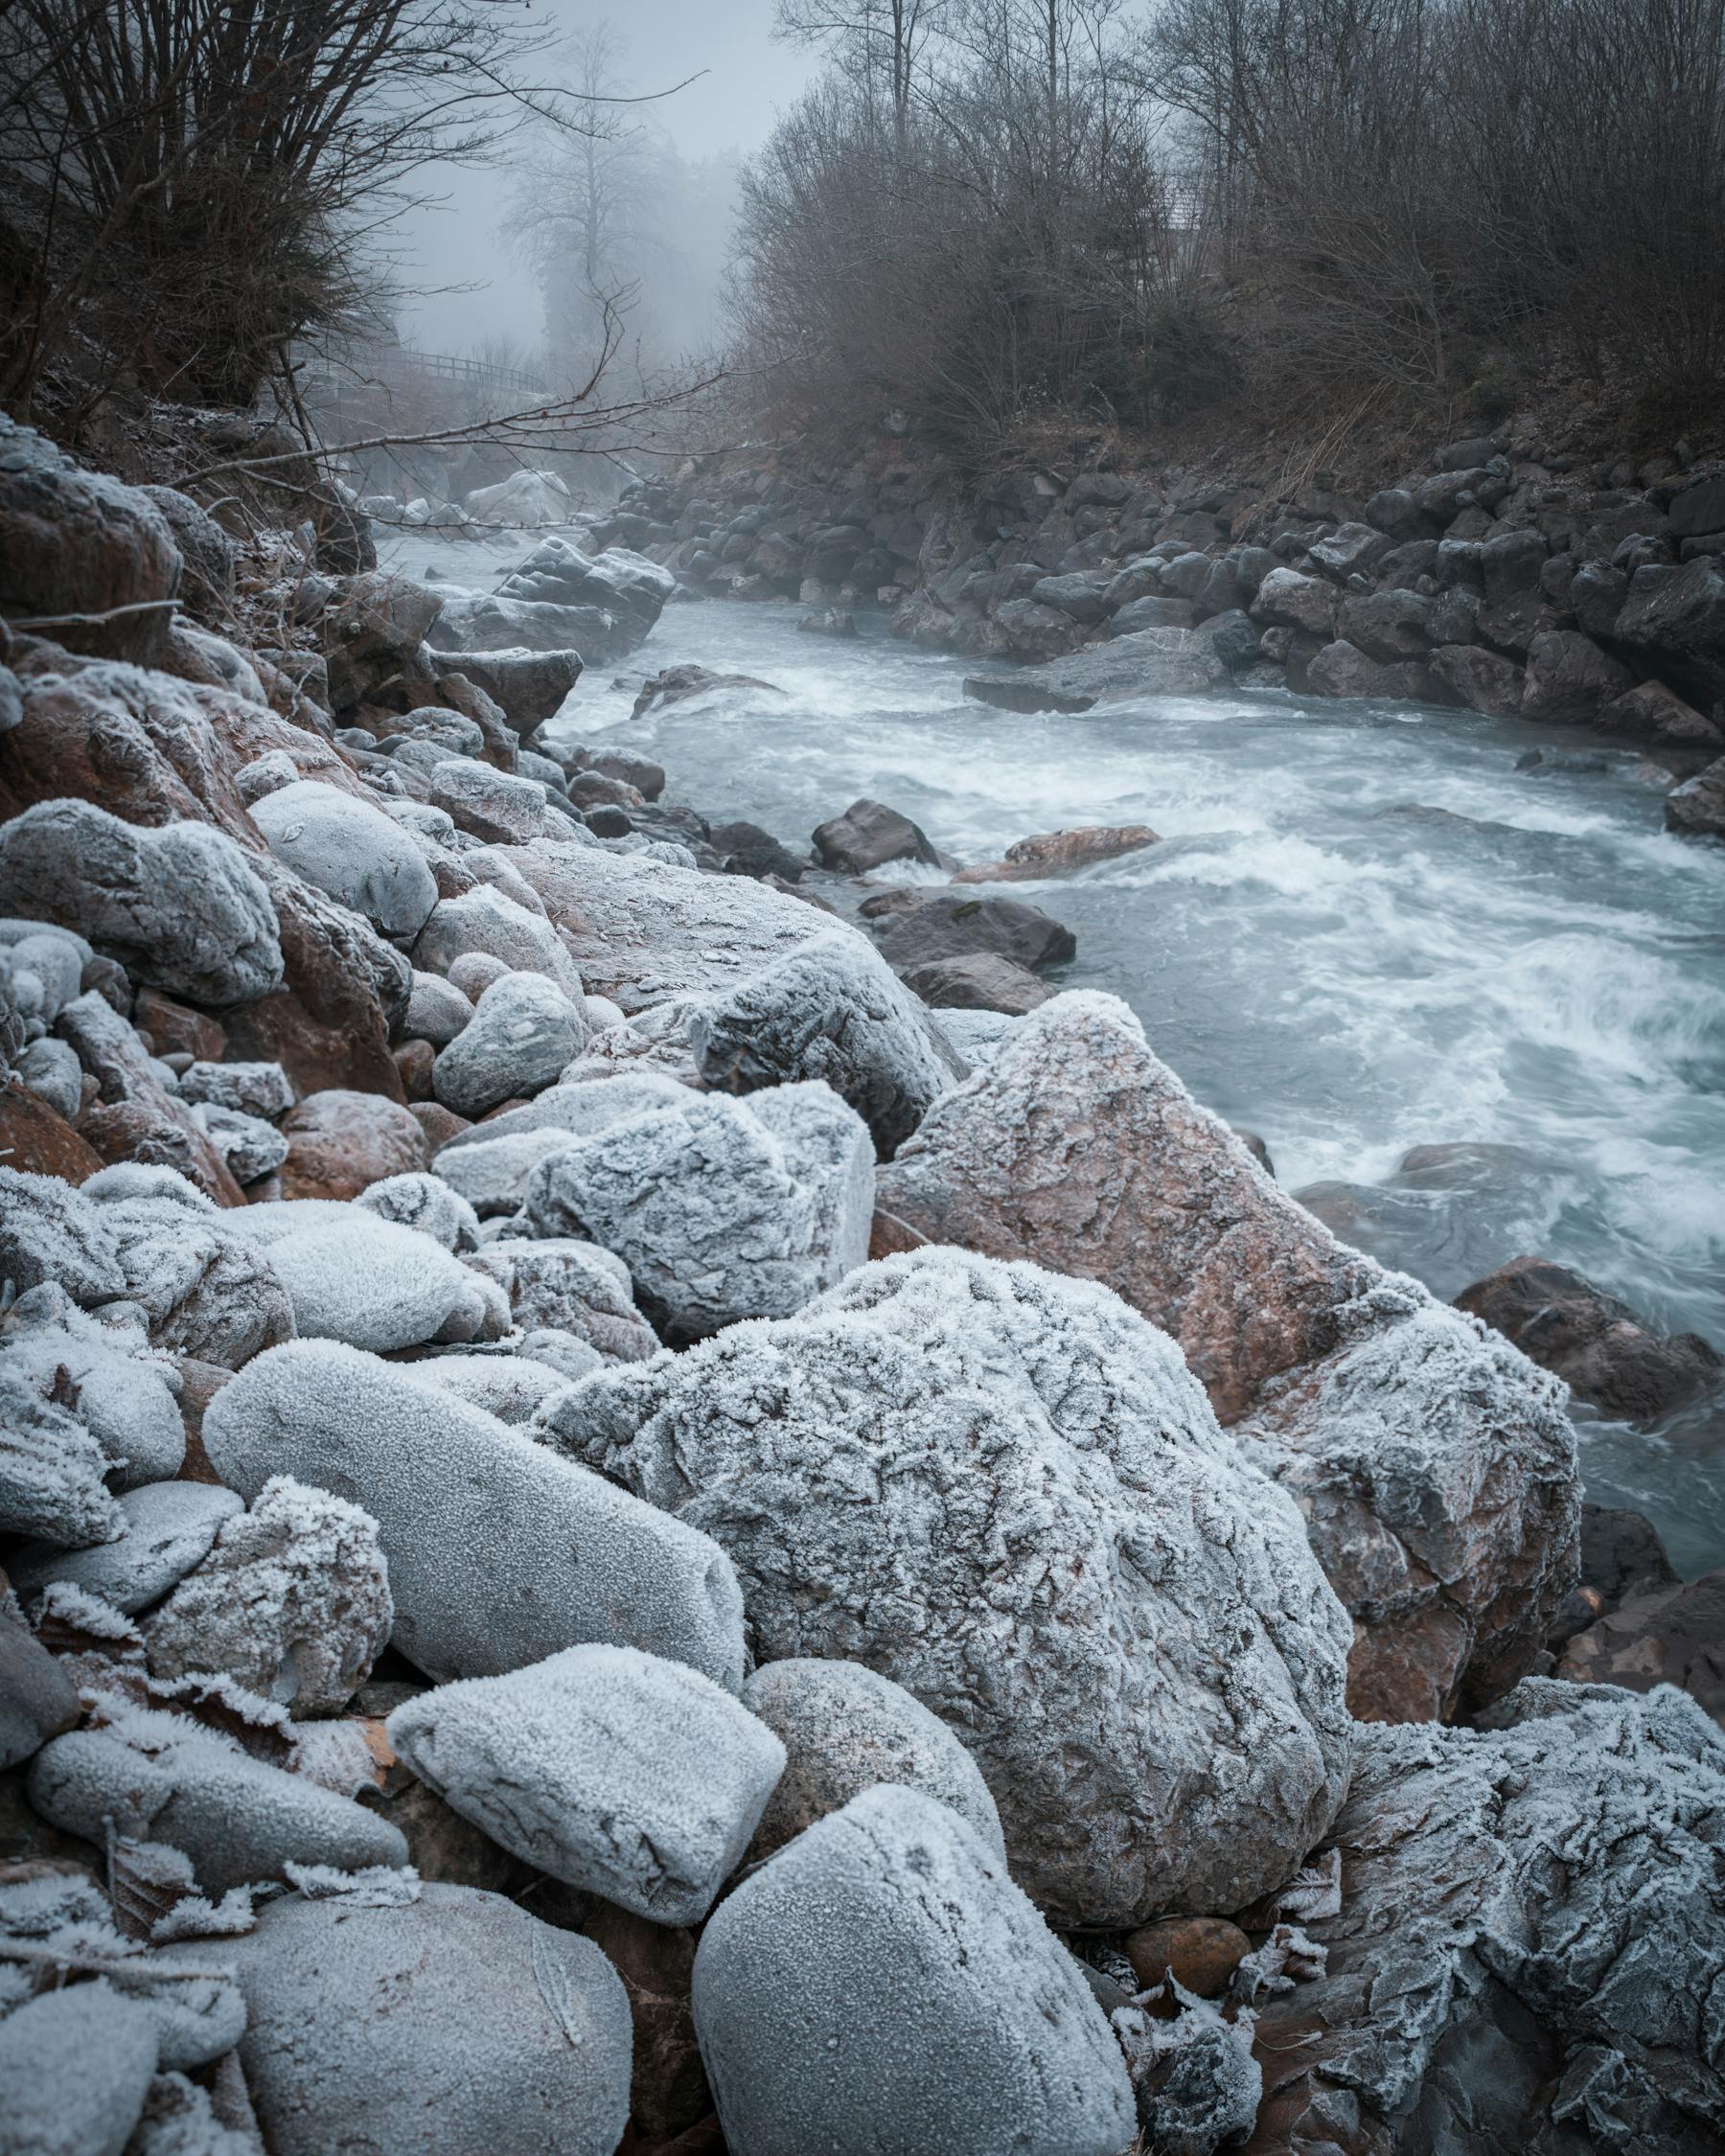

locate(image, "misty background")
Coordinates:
392 1 806 367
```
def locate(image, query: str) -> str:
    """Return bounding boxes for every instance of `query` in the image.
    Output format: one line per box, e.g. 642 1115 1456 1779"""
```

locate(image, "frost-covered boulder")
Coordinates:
432 971 588 1117
402 1351 575 1423
202 1340 747 1687
87 1163 295 1369
13 1036 82 1120
694 1785 1137 2156
428 759 546 844
0 1163 124 1300
8 1480 242 1615
413 883 585 1002
143 1475 391 1715
161 1886 632 2156
1 1283 185 1494
466 1236 657 1361
499 843 961 1153
554 1249 1355 1927
28 1712 407 1893
353 1170 481 1251
0 800 282 1004
178 1059 295 1120
192 1099 287 1183
0 1984 161 2156
875 993 1580 1721
262 1208 502 1352
247 780 437 939
517 1081 872 1340
1244 1679 1725 2155
431 1125 581 1215
389 1643 786 1921
404 969 472 1046
741 1658 1005 1867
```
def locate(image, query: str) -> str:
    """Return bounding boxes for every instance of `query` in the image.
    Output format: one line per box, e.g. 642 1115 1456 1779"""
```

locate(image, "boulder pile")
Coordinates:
2 418 1721 2156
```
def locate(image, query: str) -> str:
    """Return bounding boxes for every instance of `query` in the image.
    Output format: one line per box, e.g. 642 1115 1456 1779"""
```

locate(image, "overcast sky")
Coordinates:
393 0 810 353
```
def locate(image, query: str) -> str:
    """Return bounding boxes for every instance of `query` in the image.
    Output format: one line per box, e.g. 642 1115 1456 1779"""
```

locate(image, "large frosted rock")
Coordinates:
161 1886 631 2156
428 758 546 843
262 1208 501 1352
432 971 588 1116
497 843 960 1152
28 1713 407 1892
517 1081 872 1339
741 1658 1004 1866
8 1480 242 1614
87 1163 294 1368
693 1785 1137 2156
555 1248 1354 1927
0 799 282 1004
413 883 585 1002
1243 1680 1725 2156
202 1340 747 1687
875 993 1580 1721
465 1236 657 1361
0 1280 185 1491
389 1643 786 1921
144 1474 392 1715
353 1170 481 1251
0 1164 125 1300
404 967 472 1045
247 779 437 938
432 1125 583 1215
0 1984 160 2156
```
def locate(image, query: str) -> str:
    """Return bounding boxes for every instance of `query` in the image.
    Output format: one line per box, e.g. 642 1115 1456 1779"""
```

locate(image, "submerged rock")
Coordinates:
693 1784 1137 2156
873 993 1580 1722
554 1247 1354 1929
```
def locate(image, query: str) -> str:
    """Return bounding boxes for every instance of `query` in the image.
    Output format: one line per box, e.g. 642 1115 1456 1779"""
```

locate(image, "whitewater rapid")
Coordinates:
401 538 1725 1572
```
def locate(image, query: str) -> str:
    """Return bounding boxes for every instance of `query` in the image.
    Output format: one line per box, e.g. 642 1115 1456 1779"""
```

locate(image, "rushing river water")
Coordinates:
405 539 1725 1573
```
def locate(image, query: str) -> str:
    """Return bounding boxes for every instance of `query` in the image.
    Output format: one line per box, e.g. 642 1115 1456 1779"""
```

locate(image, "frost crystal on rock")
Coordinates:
0 1164 125 1301
262 1209 498 1352
86 1166 294 1371
9 1480 242 1615
693 1785 1137 2156
560 1247 1355 1927
144 1474 392 1716
0 1282 185 1499
466 1235 657 1361
353 1171 481 1251
431 971 588 1117
388 1641 786 1921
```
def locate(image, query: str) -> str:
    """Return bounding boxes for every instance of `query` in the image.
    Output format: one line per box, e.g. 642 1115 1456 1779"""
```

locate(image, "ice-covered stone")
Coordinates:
160 1885 631 2156
1 1282 185 1489
8 1481 242 1614
1243 1679 1725 2155
202 1340 747 1686
404 968 472 1046
466 1236 657 1361
178 1060 294 1120
353 1170 481 1251
192 1100 287 1182
430 1125 579 1215
0 1596 80 1768
88 1165 294 1369
143 1474 391 1715
432 971 588 1117
0 1163 124 1300
28 1709 407 1892
0 1984 160 2156
557 1248 1354 1928
263 1209 499 1352
517 1081 871 1340
401 1351 575 1423
427 758 546 844
875 993 1580 1721
518 1327 606 1385
389 1642 785 1921
413 883 585 1001
248 779 437 938
694 1784 1137 2156
15 1035 81 1119
739 1657 1005 1867
0 800 282 1005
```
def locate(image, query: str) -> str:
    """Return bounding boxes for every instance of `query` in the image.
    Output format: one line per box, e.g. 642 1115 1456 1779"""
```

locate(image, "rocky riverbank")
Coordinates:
2 409 1724 2156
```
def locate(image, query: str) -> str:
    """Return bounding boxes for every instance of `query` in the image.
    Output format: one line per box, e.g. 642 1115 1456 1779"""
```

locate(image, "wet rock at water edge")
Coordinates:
901 950 1052 1013
862 885 1076 975
812 796 944 875
951 823 1160 883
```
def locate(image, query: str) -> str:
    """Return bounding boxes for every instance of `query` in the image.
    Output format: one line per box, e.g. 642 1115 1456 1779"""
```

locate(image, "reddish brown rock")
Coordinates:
173 1356 236 1481
393 1040 437 1103
59 991 243 1204
1123 1916 1252 1998
874 992 1579 1722
585 1902 709 2142
1557 1571 1725 1724
952 824 1160 883
132 989 226 1063
0 1081 104 1181
411 1101 471 1151
1456 1255 1720 1421
279 1089 428 1200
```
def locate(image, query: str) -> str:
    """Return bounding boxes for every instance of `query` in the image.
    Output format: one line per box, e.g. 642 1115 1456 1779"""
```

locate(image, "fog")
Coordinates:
392 0 812 361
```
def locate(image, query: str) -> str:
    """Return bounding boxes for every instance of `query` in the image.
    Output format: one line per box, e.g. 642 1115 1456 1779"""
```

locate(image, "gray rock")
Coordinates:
1 1282 186 1493
353 1170 481 1251
741 1658 1004 1866
161 1885 631 2156
0 1984 159 2156
0 1165 124 1301
811 798 942 875
427 760 546 844
193 1100 287 1182
248 779 438 939
431 1126 582 1215
900 951 1052 1014
178 1060 294 1120
431 647 585 732
8 1480 243 1615
1111 593 1196 634
88 1167 295 1370
13 1035 81 1118
1251 568 1339 637
402 1351 577 1423
1428 642 1527 716
234 748 300 804
432 972 588 1117
28 1719 407 1893
263 1209 501 1353
518 1082 873 1340
1308 522 1393 581
1521 629 1638 723
144 1474 392 1715
405 969 473 1046
1667 753 1725 839
413 883 586 1002
558 1248 1355 1929
964 627 1228 714
518 1327 607 1385
0 800 282 1006
464 1237 658 1361
693 1785 1137 2156
389 1642 786 1920
0 1596 81 1770
202 1340 747 1686
867 888 1075 975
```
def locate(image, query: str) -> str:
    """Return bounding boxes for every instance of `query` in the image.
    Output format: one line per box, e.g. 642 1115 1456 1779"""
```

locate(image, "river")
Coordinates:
402 541 1725 1575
